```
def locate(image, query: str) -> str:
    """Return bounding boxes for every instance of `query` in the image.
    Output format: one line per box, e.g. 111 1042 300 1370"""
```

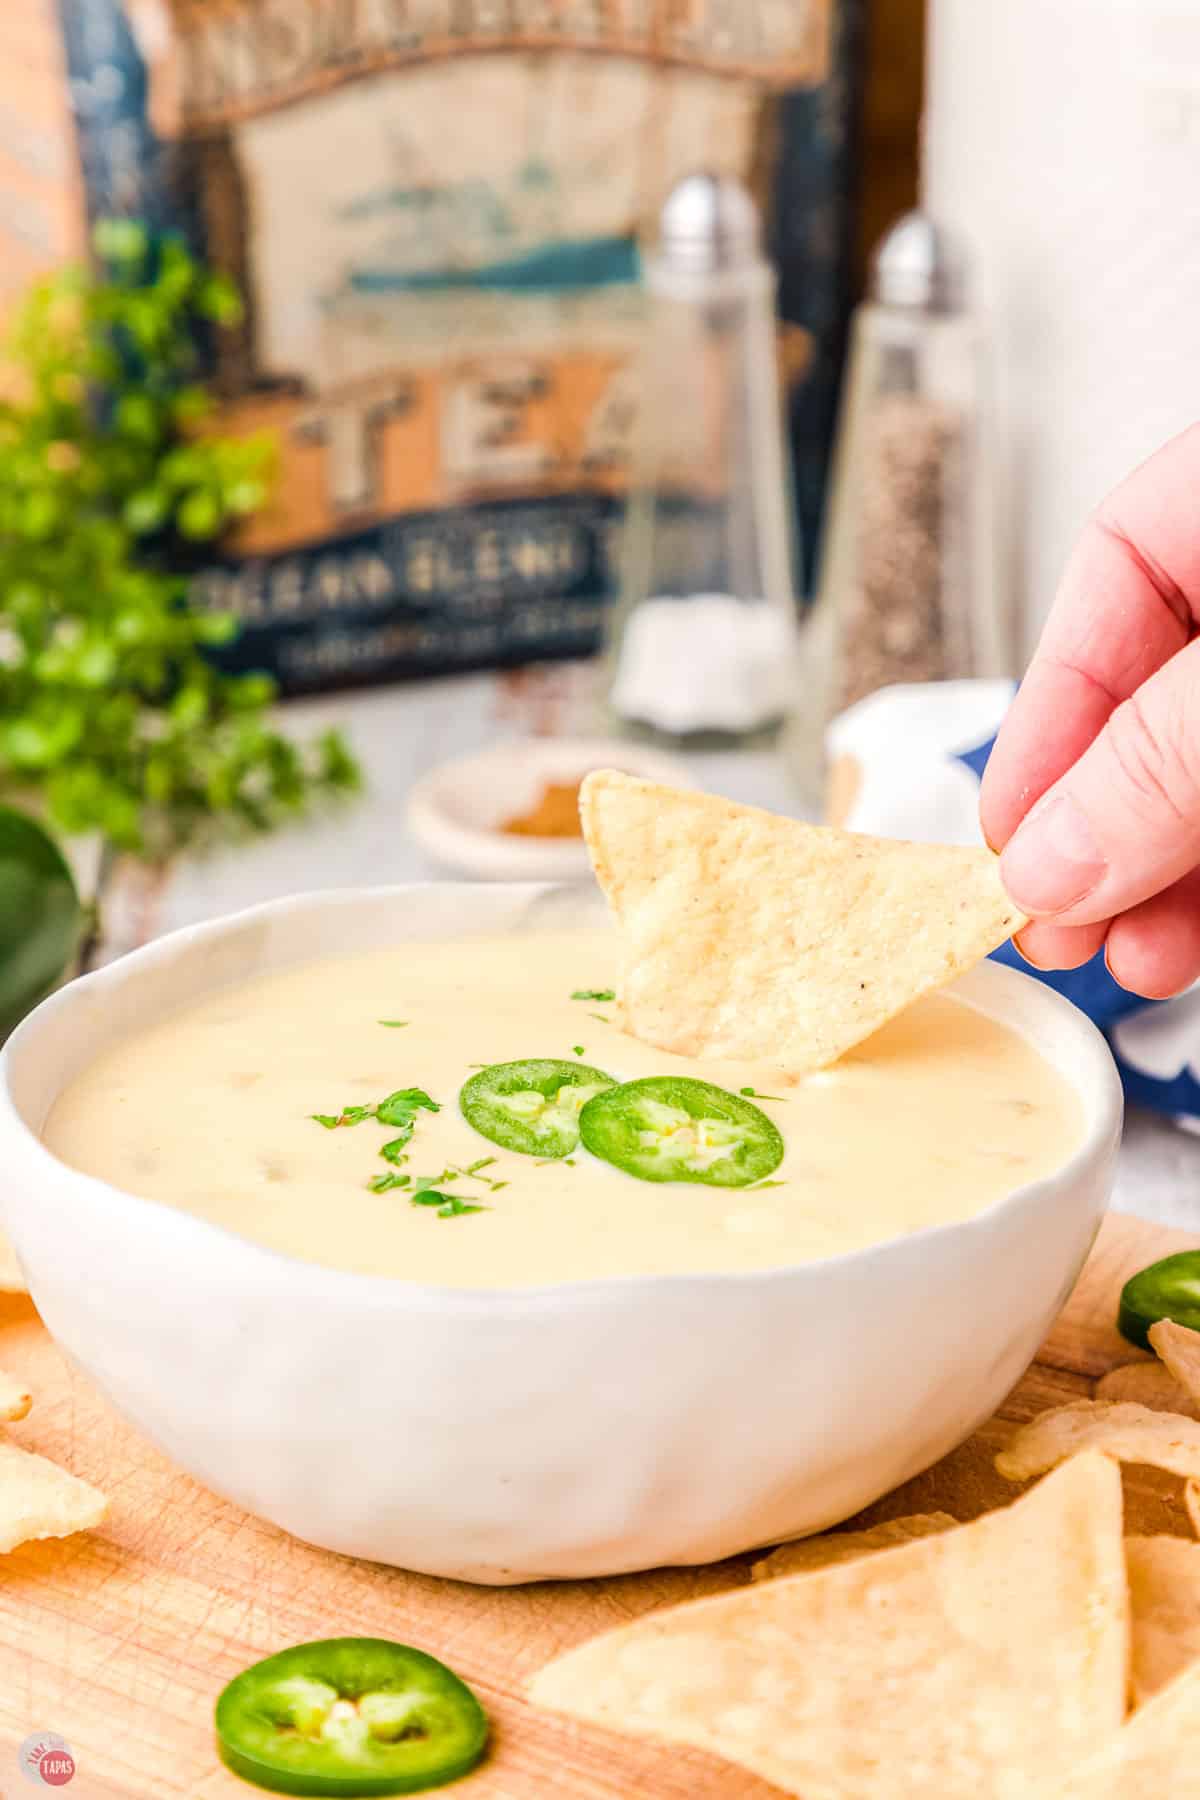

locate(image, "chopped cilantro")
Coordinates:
588 1012 610 1024
740 1087 787 1102
572 1045 585 1056
410 1187 486 1219
311 1103 374 1129
571 988 615 1002
410 1187 453 1207
436 1196 486 1219
377 1087 439 1127
312 1088 438 1134
748 1179 787 1190
413 1168 457 1189
368 1172 411 1192
379 1138 410 1165
564 1159 576 1168
378 1020 408 1028
450 1158 503 1190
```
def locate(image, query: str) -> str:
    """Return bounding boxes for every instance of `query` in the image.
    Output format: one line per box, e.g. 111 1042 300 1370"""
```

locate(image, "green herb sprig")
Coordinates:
373 1087 440 1153
410 1188 486 1220
311 1087 438 1142
0 221 359 865
571 989 615 1002
311 1104 375 1130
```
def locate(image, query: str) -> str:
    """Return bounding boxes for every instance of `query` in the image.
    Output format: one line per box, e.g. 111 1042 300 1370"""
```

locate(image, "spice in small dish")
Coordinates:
500 780 584 839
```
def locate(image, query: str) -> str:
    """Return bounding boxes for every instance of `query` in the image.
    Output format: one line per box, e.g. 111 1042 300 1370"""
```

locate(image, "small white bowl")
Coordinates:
405 738 693 880
0 885 1121 1584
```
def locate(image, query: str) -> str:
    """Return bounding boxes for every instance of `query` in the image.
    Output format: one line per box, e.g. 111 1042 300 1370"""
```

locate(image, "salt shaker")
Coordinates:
604 174 802 749
810 212 1009 723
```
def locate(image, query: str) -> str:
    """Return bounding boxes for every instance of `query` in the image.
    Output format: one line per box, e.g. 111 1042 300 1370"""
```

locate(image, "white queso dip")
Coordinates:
43 929 1085 1286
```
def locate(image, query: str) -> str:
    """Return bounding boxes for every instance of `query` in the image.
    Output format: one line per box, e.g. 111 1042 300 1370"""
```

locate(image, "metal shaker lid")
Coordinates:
655 172 762 274
870 210 967 312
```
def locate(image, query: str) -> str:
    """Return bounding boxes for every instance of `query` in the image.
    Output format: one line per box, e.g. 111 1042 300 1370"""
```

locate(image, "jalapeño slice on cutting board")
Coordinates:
215 1637 488 1796
1118 1251 1200 1350
579 1076 784 1187
460 1058 615 1158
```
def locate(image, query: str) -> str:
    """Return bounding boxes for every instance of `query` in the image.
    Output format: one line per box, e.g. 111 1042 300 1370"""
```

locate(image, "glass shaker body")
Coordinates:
605 256 803 750
811 292 1007 721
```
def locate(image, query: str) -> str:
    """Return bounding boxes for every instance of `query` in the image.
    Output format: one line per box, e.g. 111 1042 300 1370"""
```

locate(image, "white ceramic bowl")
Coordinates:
405 738 693 880
0 885 1122 1585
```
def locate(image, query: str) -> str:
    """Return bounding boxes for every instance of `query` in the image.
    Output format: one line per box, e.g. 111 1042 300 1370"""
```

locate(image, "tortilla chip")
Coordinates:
1187 1480 1200 1540
1125 1535 1200 1706
530 1455 1127 1800
0 1231 26 1294
0 1440 106 1553
1053 1657 1200 1797
579 772 1024 1073
1095 1360 1200 1419
750 1512 958 1581
996 1401 1200 1483
1149 1317 1200 1407
0 1371 32 1423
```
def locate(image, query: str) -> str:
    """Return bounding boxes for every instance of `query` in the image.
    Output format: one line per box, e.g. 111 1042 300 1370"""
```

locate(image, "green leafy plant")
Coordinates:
0 220 359 877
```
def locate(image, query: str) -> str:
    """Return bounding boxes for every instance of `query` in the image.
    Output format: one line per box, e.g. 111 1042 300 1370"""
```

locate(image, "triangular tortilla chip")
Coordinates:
1054 1658 1200 1797
1125 1535 1200 1706
580 772 1024 1072
1149 1318 1200 1406
750 1512 959 1581
530 1455 1128 1800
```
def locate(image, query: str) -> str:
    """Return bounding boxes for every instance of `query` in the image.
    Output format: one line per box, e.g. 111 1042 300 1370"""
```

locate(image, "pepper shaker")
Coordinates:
806 211 1010 738
604 173 803 749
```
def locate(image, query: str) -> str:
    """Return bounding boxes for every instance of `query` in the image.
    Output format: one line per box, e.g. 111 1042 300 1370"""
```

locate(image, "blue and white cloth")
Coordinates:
826 682 1200 1131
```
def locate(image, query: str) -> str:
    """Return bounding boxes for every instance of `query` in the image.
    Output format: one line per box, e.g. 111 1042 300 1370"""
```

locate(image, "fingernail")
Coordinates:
1000 793 1107 916
1012 928 1048 969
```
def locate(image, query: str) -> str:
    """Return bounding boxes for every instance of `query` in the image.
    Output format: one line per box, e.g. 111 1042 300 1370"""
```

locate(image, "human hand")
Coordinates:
981 424 1200 997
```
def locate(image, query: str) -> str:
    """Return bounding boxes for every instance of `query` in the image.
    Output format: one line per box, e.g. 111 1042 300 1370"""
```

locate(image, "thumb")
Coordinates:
1000 637 1200 923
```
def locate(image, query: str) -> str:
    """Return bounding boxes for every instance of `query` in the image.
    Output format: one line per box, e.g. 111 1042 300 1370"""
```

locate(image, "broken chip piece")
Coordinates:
0 1370 32 1424
0 1440 106 1554
1094 1360 1200 1419
1125 1534 1200 1707
996 1401 1200 1484
1053 1656 1200 1797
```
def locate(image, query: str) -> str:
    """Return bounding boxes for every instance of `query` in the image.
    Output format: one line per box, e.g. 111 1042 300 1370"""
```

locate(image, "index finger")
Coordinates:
980 422 1200 849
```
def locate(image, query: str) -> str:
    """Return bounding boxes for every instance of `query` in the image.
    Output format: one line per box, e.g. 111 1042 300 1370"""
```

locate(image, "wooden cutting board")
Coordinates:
0 1209 1193 1800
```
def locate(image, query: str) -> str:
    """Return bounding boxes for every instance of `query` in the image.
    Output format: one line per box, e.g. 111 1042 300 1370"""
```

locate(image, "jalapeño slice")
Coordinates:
579 1076 784 1187
1118 1251 1200 1350
459 1058 615 1159
215 1637 488 1796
